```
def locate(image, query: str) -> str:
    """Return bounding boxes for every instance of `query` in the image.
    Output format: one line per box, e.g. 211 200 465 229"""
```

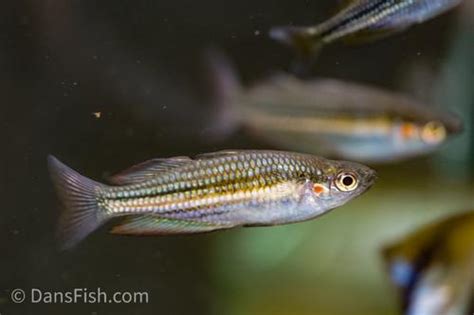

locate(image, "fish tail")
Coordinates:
269 26 323 58
204 48 241 140
48 155 109 250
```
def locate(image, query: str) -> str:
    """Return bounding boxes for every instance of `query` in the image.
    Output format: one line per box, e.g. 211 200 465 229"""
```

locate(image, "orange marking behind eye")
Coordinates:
313 184 326 195
401 123 416 139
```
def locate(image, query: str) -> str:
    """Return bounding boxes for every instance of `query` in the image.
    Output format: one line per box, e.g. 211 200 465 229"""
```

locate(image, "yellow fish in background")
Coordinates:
382 211 474 315
270 0 464 59
206 51 462 164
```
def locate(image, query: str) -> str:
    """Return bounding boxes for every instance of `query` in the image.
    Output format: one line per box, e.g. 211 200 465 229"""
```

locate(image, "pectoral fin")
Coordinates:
110 215 231 235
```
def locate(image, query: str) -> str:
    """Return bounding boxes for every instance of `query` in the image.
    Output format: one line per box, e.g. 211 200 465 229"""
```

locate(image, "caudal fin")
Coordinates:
270 26 323 61
204 48 241 140
48 156 108 249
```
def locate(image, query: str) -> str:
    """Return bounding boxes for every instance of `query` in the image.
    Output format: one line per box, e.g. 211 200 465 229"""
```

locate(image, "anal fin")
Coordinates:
110 215 231 235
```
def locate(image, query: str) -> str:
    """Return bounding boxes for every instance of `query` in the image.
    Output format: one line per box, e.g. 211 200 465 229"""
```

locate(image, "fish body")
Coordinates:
270 0 463 57
208 53 462 163
49 150 376 249
383 212 474 315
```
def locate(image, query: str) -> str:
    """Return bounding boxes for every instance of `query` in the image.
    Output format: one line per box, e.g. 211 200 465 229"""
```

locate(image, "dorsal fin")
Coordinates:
108 156 192 185
195 150 244 160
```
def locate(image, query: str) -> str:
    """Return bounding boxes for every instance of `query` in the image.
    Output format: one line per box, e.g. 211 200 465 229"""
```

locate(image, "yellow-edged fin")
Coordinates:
110 215 232 235
108 156 192 185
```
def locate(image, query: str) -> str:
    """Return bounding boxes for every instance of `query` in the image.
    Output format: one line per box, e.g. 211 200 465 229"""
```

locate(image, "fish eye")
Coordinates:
421 121 446 144
335 172 358 192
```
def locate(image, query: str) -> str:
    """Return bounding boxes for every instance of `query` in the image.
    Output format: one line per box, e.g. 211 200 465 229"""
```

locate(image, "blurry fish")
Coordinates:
207 52 462 163
383 212 474 315
270 0 464 58
49 150 376 249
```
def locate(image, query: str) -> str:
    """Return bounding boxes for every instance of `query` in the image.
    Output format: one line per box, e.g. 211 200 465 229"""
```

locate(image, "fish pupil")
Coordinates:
342 176 354 186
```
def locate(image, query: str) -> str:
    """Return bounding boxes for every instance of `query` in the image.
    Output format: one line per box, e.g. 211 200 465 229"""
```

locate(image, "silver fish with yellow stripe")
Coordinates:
49 150 376 249
270 0 464 58
208 53 462 163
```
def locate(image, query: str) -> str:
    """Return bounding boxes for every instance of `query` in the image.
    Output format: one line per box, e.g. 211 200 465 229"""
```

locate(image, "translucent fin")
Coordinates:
204 48 241 140
110 215 230 235
48 155 108 250
269 26 323 58
336 0 357 10
109 157 192 185
195 150 243 159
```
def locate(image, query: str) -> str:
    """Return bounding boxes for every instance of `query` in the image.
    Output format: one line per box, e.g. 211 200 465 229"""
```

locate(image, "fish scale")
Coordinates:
99 152 322 216
103 152 316 197
321 0 411 42
318 0 391 37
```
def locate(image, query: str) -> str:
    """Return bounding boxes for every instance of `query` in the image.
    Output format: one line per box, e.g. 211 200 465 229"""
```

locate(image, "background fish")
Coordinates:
270 0 464 58
207 52 462 163
382 212 474 315
49 150 376 249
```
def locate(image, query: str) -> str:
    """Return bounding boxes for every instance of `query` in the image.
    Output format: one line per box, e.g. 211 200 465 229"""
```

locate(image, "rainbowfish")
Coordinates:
270 0 464 58
383 212 474 315
48 150 376 249
207 52 462 163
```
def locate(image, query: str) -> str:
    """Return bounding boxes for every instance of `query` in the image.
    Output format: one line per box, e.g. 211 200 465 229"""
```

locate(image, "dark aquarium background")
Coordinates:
1 1 473 314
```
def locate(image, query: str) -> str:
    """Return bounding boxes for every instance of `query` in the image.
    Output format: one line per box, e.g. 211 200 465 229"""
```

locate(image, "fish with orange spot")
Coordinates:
207 51 462 163
49 150 376 249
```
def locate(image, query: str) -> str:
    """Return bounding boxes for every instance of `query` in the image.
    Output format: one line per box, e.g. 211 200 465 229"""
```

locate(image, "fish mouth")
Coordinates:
362 169 378 191
444 112 464 135
369 170 378 184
